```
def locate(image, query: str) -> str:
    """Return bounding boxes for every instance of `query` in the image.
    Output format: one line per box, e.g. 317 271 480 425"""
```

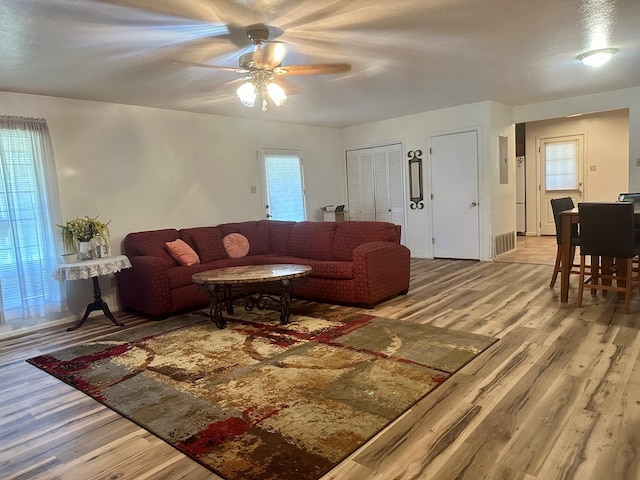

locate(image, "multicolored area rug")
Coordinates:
27 308 497 480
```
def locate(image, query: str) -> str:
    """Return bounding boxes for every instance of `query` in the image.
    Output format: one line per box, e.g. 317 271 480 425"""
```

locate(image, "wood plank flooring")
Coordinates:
2 254 640 480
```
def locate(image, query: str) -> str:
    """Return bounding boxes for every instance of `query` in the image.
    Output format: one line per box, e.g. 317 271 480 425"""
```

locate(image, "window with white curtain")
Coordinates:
0 116 64 323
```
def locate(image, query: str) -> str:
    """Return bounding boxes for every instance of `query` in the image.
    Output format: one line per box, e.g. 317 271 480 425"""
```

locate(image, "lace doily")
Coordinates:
54 255 132 281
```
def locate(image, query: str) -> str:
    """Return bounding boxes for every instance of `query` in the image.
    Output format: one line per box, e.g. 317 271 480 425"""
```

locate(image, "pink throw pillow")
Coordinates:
165 239 200 266
223 233 250 258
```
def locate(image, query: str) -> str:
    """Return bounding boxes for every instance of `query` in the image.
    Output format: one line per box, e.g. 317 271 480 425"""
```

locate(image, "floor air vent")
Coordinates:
494 231 516 256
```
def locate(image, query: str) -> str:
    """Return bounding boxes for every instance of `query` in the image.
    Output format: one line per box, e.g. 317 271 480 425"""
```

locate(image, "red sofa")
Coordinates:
117 220 410 317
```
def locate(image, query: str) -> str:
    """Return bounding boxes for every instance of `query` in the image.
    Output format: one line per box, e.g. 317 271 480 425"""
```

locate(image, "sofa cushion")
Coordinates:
179 227 228 263
166 239 200 266
286 222 337 261
331 222 400 261
167 258 254 289
123 229 179 266
223 233 250 258
259 220 295 255
271 257 353 280
219 221 271 255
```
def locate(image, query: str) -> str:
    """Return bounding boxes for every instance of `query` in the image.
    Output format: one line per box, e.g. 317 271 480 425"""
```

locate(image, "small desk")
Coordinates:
54 255 132 331
559 205 640 302
192 264 312 329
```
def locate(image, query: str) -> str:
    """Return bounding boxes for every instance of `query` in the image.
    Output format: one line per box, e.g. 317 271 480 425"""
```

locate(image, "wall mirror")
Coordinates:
408 150 424 209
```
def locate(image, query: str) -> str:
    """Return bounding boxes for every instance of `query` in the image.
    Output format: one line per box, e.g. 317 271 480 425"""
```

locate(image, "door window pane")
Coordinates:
262 151 305 221
545 140 579 191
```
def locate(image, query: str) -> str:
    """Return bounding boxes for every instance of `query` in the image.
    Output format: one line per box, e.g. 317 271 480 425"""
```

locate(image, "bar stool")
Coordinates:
577 202 640 313
549 197 580 288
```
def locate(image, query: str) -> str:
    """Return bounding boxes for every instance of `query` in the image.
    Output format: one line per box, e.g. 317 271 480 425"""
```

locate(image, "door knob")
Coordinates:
471 202 478 207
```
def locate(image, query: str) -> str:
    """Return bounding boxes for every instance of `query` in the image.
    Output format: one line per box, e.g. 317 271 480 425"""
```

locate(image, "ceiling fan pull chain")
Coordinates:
262 97 268 111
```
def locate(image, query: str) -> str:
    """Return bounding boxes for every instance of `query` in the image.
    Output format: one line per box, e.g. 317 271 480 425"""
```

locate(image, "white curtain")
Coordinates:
0 116 65 323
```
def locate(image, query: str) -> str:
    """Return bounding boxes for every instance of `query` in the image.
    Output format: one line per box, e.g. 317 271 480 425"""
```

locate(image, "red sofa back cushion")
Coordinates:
286 222 337 260
179 227 228 263
331 222 400 261
124 229 179 266
259 220 295 255
219 221 271 255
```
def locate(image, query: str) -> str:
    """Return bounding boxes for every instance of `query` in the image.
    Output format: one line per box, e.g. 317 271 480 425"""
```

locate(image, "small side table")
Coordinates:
54 255 132 331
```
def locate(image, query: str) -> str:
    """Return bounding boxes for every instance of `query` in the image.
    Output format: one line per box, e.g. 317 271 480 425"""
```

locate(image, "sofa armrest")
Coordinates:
352 241 411 307
116 256 173 317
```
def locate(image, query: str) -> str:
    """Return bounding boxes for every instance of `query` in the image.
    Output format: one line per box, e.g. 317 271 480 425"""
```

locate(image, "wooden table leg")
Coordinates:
560 212 572 302
67 277 124 331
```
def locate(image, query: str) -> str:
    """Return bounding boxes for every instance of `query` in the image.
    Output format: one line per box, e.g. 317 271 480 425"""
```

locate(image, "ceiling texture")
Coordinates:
1 0 638 128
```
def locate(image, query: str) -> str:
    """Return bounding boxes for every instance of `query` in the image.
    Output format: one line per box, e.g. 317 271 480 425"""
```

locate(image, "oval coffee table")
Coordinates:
192 264 312 329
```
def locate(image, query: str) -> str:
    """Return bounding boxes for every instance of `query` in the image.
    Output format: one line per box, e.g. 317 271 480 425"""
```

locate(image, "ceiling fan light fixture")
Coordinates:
267 82 287 107
577 48 618 67
236 81 256 107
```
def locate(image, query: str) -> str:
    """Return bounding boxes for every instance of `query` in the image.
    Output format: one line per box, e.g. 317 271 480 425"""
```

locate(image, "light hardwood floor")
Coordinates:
2 253 639 480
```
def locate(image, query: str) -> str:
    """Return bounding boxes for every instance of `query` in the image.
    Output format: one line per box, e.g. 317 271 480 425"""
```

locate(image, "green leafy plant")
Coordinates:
59 216 110 253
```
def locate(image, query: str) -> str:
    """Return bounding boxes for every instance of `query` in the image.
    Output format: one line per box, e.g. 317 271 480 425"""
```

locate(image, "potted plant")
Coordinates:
59 216 111 260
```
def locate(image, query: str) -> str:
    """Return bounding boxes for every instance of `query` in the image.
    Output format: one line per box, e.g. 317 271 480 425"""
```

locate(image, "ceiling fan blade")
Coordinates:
271 77 297 95
276 63 351 76
253 41 287 69
170 59 246 73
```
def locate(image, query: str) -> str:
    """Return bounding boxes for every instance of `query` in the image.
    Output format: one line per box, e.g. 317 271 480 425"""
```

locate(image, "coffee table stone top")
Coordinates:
192 264 312 285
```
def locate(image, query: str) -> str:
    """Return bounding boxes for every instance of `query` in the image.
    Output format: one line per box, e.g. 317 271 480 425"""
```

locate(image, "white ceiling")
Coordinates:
1 0 638 128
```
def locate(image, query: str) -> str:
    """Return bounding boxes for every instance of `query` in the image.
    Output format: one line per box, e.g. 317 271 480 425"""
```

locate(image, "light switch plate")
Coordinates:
589 164 597 171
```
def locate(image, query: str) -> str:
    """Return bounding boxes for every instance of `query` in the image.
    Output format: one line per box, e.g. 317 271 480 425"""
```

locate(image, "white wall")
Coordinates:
523 109 629 234
0 91 344 330
489 102 516 242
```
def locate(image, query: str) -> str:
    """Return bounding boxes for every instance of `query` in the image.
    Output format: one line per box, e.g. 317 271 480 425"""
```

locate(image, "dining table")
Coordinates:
559 203 640 302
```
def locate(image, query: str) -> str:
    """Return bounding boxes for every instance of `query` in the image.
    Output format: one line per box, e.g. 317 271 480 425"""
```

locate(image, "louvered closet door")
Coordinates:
373 144 404 228
346 144 405 242
347 150 375 221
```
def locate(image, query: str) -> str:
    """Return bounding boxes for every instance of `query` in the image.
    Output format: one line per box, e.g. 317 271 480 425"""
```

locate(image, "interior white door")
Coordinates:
346 150 375 221
431 130 480 259
538 135 584 235
373 144 405 228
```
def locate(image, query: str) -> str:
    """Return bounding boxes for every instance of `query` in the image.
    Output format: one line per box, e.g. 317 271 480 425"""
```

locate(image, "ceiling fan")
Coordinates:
182 24 352 111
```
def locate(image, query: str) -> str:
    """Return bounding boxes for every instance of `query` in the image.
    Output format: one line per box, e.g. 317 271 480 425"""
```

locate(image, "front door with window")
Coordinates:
259 149 306 221
539 135 584 235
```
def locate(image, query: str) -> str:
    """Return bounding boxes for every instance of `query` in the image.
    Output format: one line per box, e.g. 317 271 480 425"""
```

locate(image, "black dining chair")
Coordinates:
618 192 640 257
577 202 640 313
618 192 640 203
549 197 580 288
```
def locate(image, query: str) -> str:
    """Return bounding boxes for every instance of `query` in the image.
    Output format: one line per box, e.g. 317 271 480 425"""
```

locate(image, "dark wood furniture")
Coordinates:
576 202 640 313
192 264 312 329
559 203 640 302
549 197 579 288
54 255 132 331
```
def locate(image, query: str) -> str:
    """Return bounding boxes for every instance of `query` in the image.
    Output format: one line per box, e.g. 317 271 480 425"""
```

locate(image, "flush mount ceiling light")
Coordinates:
577 48 618 67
